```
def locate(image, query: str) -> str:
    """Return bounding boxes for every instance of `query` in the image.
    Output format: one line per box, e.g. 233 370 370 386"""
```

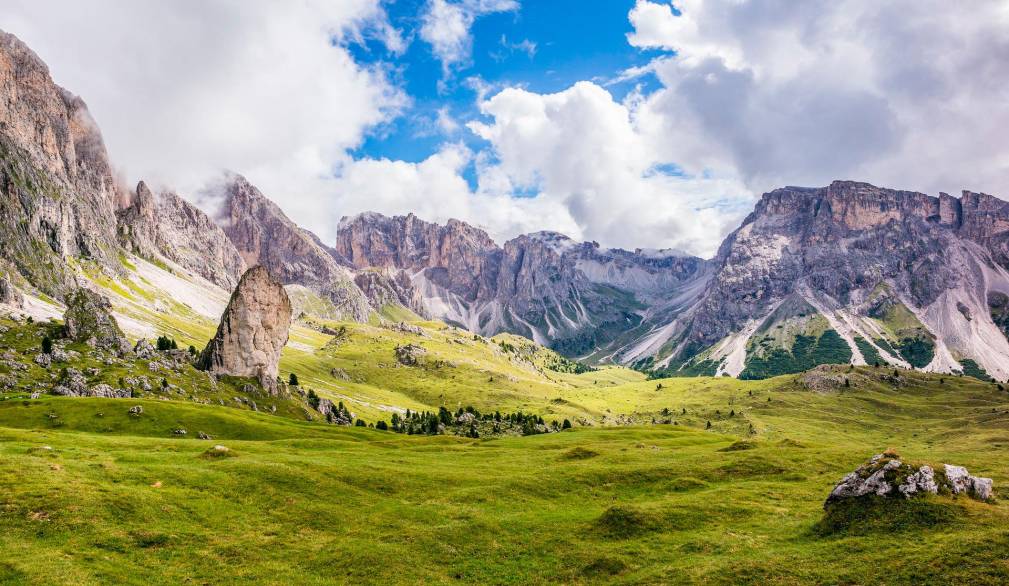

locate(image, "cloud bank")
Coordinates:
3 1 1006 259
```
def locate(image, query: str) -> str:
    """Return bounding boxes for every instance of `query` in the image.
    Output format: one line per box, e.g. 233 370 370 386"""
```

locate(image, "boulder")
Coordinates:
0 274 23 308
62 288 129 353
89 384 130 399
133 339 156 359
826 452 994 509
197 266 291 394
944 464 994 500
395 344 426 366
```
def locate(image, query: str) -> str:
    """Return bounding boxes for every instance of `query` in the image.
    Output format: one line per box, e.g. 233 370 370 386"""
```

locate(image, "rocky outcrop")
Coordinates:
62 288 128 352
0 31 122 297
394 343 426 366
825 452 993 509
353 269 424 315
117 181 247 288
0 274 23 308
216 174 370 321
197 266 292 392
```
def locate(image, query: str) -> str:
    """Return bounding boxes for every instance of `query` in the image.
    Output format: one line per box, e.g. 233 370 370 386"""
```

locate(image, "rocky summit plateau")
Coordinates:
1 16 1008 586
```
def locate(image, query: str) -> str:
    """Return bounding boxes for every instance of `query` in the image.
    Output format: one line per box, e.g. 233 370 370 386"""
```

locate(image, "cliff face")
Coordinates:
636 181 1009 381
217 175 371 322
117 181 247 289
0 30 122 296
334 213 711 355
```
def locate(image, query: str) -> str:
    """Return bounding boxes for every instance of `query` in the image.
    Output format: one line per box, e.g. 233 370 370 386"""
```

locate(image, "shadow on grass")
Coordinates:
812 496 965 538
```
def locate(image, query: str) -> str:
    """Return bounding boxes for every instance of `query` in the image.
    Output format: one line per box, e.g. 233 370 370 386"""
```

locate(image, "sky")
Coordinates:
2 1 1008 258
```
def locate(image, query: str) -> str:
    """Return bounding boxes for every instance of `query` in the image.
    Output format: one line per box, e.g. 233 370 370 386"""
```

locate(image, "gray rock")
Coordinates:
395 344 426 366
89 384 129 399
827 453 995 509
197 266 291 394
117 181 247 290
0 274 23 308
128 405 143 415
898 465 939 498
0 32 124 298
33 353 51 368
133 339 156 359
63 288 129 353
972 477 994 500
330 368 351 380
944 463 993 500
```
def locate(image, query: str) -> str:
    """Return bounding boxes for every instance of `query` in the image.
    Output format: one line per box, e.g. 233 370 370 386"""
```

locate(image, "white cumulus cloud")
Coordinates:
0 0 407 200
420 0 519 77
627 0 1009 197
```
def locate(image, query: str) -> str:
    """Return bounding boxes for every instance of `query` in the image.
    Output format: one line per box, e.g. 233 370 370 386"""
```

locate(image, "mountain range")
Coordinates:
3 29 1009 381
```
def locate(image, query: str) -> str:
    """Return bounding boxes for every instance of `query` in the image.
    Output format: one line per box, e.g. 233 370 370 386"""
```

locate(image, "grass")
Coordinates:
1 359 1009 583
6 254 1009 583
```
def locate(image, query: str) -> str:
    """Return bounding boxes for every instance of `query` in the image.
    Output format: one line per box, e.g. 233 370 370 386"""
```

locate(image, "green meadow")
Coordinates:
1 339 1009 584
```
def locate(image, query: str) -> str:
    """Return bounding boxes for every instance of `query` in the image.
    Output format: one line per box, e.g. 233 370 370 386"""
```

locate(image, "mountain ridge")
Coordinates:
3 29 1009 381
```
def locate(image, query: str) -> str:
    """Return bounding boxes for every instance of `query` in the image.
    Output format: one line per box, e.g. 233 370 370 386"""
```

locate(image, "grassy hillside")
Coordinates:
7 253 1009 583
0 366 1007 584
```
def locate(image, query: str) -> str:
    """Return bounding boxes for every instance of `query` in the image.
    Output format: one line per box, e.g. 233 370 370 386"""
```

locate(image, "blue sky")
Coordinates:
350 0 662 170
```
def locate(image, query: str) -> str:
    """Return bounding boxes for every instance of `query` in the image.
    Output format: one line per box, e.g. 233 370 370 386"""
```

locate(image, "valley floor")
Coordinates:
1 369 1008 584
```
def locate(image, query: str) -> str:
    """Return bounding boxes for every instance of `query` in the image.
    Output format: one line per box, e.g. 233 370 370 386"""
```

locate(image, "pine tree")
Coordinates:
705 420 712 429
288 373 300 386
355 419 366 427
562 419 572 430
41 336 52 355
376 420 388 431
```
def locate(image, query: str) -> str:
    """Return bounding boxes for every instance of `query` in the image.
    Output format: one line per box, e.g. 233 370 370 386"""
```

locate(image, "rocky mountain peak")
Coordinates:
216 174 370 321
116 181 247 289
0 30 122 207
0 30 123 298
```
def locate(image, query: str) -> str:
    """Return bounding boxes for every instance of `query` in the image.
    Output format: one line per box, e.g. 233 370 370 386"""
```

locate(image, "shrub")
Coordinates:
376 420 388 431
355 419 366 427
41 336 52 355
288 373 299 386
562 419 572 429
